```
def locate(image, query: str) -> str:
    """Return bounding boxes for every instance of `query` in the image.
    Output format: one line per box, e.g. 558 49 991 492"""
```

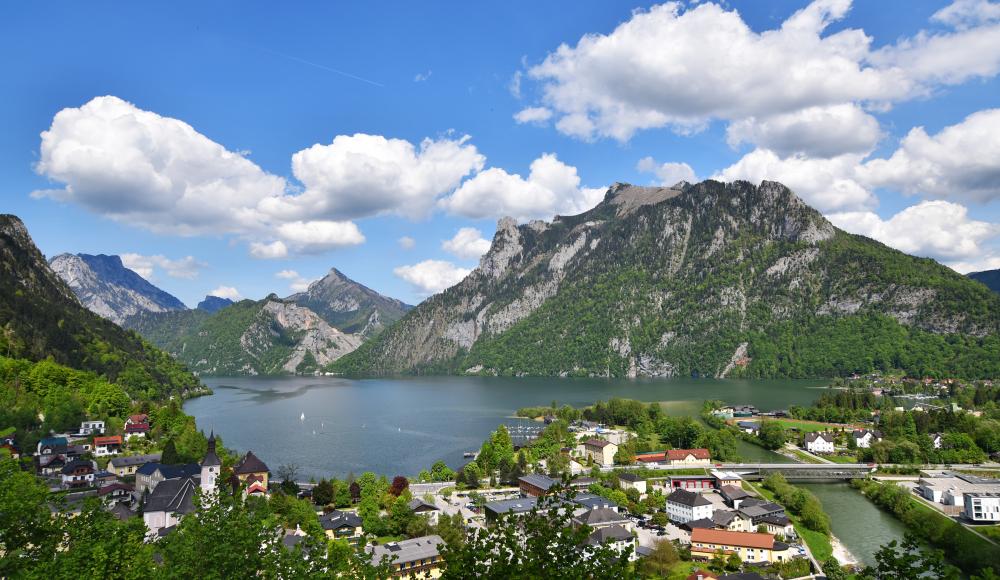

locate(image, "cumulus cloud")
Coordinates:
859 108 1000 203
274 269 315 293
275 269 299 279
208 286 241 300
398 236 416 250
394 260 471 295
442 227 492 259
636 157 697 186
441 153 605 221
725 105 882 158
249 241 288 260
932 0 1000 29
714 149 874 212
828 200 1000 271
514 107 553 125
120 253 205 280
519 0 1000 148
414 70 432 82
273 220 365 254
268 133 484 221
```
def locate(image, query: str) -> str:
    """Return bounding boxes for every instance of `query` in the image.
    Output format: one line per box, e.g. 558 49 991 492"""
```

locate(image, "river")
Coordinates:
185 375 826 478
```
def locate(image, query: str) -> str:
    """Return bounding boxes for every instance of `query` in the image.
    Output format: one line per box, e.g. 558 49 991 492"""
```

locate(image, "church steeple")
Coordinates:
200 430 221 496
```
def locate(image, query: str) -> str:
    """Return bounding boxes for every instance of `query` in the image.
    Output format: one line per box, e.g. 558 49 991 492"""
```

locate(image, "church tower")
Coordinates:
201 431 221 496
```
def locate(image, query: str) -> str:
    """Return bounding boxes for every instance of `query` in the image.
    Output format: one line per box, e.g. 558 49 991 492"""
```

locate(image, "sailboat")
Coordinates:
300 412 305 421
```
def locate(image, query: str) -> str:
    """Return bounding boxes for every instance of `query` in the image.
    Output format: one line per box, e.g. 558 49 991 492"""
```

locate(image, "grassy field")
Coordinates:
770 418 856 432
787 448 826 464
827 454 859 464
979 526 1000 542
746 480 833 562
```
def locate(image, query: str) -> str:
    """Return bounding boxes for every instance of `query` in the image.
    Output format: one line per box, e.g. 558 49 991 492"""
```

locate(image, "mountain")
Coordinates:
127 295 363 375
335 180 1000 379
285 267 411 337
197 295 234 313
969 269 1000 294
0 215 200 398
49 253 187 325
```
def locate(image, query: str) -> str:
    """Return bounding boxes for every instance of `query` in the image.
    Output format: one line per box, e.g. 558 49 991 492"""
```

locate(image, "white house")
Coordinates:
666 489 713 524
93 435 122 457
963 493 1000 523
618 473 647 495
931 433 944 449
583 438 618 467
804 432 835 454
143 477 198 536
851 429 882 449
80 420 105 435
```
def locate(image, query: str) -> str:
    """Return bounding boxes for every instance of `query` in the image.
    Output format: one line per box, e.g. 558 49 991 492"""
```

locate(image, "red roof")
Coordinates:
128 414 148 423
93 436 122 446
666 448 711 461
635 451 667 462
98 482 134 495
125 423 150 433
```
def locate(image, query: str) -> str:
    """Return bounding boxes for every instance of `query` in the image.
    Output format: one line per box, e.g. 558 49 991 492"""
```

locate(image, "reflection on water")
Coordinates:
185 375 827 479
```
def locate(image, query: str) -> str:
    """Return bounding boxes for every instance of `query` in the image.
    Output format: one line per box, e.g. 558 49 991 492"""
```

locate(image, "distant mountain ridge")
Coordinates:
50 253 187 324
197 295 234 313
286 267 411 337
0 215 200 398
335 180 1000 379
969 269 1000 294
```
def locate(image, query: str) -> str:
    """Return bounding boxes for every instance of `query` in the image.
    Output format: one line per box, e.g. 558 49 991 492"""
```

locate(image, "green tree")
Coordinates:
638 539 679 577
160 438 181 465
758 420 787 450
858 535 956 580
312 479 334 506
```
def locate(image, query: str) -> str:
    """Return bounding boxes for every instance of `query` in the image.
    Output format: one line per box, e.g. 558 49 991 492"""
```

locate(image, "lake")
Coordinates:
185 375 827 479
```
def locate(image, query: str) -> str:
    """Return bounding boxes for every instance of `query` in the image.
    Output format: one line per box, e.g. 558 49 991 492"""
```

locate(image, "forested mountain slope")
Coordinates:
969 269 1000 294
335 180 1000 379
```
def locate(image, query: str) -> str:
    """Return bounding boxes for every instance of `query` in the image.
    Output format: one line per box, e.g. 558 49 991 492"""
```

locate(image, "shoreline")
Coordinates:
830 534 858 567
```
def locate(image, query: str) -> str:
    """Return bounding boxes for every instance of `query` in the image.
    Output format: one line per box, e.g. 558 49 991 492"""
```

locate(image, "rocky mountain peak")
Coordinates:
0 214 32 248
285 267 410 337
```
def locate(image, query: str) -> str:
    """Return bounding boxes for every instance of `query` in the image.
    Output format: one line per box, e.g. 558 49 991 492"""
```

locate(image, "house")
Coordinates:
572 507 632 531
484 497 538 524
37 453 66 475
98 482 135 507
963 492 1000 523
108 453 162 477
737 421 760 435
686 570 719 580
667 448 711 466
917 473 1000 506
689 529 793 564
143 476 198 536
0 430 17 459
94 470 117 486
711 510 750 532
719 485 752 509
124 422 150 440
80 420 105 435
666 474 716 491
572 493 621 512
711 471 742 488
635 451 667 464
518 473 557 497
368 534 444 579
38 436 68 455
758 514 795 538
804 432 835 454
61 458 96 489
586 525 637 560
136 463 201 494
618 473 647 495
851 429 882 449
666 489 714 524
319 509 364 545
232 450 270 496
583 439 618 466
408 498 441 525
738 499 786 525
126 413 148 426
931 433 944 449
93 435 123 457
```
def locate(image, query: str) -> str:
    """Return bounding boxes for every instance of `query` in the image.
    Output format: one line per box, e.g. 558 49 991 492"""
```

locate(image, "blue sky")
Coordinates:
2 0 999 306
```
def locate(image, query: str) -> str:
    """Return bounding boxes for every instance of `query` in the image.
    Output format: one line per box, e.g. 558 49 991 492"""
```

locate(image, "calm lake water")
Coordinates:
185 375 826 479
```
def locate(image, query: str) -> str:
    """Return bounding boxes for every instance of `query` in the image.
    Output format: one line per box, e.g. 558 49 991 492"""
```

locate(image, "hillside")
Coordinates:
335 180 1000 379
285 267 411 336
127 296 363 375
969 269 1000 294
0 215 200 399
50 253 187 324
197 295 234 313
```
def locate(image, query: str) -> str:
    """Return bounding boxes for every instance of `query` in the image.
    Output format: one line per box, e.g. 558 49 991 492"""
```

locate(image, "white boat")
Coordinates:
300 412 305 421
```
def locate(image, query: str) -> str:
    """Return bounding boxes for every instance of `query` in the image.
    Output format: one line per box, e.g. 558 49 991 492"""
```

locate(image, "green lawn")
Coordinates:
827 454 859 464
787 448 826 464
771 418 855 432
667 561 706 580
979 526 1000 542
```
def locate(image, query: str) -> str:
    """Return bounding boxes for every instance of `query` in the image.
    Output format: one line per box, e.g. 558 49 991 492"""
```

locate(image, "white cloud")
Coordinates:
398 236 416 250
289 278 315 293
414 70 432 82
932 0 1000 29
859 108 1000 203
828 200 1000 271
509 70 523 99
714 149 874 212
208 286 241 300
442 227 492 259
514 107 553 125
520 0 1000 147
394 260 471 295
274 220 365 254
725 104 882 158
636 157 697 186
441 153 605 221
275 269 300 279
120 253 205 280
267 133 484 221
249 240 288 260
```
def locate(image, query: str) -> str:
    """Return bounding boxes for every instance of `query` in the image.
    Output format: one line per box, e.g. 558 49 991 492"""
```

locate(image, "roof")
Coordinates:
574 507 628 526
804 432 833 443
128 414 148 423
519 473 557 491
635 451 667 462
136 462 162 476
144 477 198 515
666 448 711 460
691 528 775 550
719 485 751 501
760 514 791 526
124 423 150 432
852 429 881 439
584 438 613 448
98 482 134 495
408 498 440 512
108 502 135 521
62 458 94 474
712 511 739 526
369 535 443 566
109 453 161 468
586 524 633 545
40 436 68 447
685 518 717 530
572 493 620 511
686 570 720 580
720 574 766 580
484 497 538 515
233 451 270 475
618 473 642 482
202 432 221 467
93 436 122 446
711 470 742 480
667 489 712 508
319 509 363 530
739 503 784 519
